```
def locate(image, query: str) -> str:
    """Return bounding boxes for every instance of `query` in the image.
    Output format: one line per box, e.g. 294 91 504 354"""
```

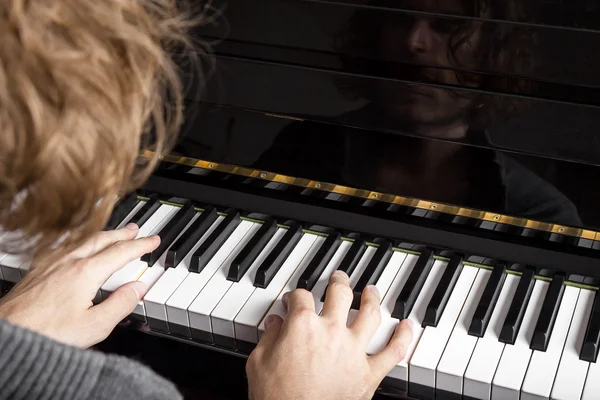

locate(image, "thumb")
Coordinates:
256 314 284 349
91 280 147 327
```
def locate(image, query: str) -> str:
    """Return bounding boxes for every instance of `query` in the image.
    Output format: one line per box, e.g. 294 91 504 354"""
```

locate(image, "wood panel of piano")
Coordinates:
3 0 600 399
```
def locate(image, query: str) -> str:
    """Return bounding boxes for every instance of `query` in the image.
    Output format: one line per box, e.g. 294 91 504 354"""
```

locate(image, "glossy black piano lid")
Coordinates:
172 0 600 231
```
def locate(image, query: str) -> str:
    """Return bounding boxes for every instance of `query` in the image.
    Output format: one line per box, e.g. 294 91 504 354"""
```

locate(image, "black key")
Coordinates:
422 254 464 328
391 249 435 320
189 210 241 273
254 221 303 288
580 290 600 362
141 202 196 267
297 232 342 291
227 218 278 282
351 239 393 309
530 273 566 351
129 194 160 226
106 193 139 230
165 206 218 268
338 236 367 276
499 268 535 344
468 264 507 337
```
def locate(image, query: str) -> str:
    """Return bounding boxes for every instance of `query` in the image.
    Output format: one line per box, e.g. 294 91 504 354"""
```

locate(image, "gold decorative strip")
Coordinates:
146 151 599 241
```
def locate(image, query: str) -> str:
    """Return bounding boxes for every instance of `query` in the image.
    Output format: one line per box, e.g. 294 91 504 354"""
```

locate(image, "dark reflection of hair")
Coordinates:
332 0 539 131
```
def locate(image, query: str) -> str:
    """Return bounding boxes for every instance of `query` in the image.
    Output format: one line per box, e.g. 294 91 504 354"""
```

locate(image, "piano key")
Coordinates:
422 254 463 328
296 231 342 291
408 265 479 400
18 259 31 279
550 288 594 400
210 228 288 346
106 193 139 230
141 202 195 266
100 204 180 298
351 239 393 309
376 259 447 389
436 269 491 397
322 244 378 303
165 220 254 338
0 253 30 283
391 249 435 320
337 236 367 276
113 198 146 230
234 233 319 345
144 214 224 333
463 273 520 400
499 267 536 344
492 280 548 400
580 289 600 362
165 205 219 269
188 222 262 342
227 218 278 282
253 221 303 288
530 273 566 351
189 210 241 273
583 336 600 400
468 263 507 337
520 285 579 400
128 195 160 226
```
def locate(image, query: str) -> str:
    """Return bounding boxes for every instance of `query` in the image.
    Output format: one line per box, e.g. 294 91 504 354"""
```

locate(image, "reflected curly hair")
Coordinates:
0 0 210 263
333 0 538 129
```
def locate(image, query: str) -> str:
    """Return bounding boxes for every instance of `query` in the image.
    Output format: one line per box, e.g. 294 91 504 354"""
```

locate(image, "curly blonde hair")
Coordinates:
0 0 209 262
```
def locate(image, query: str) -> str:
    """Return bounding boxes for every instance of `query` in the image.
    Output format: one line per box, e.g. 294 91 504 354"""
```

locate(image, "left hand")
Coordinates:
0 223 159 348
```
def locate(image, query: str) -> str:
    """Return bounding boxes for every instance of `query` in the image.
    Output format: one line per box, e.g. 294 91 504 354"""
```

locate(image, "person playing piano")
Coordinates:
0 1 412 400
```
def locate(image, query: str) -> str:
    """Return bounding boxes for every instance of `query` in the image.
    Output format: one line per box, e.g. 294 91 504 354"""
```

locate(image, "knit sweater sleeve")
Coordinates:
0 319 182 400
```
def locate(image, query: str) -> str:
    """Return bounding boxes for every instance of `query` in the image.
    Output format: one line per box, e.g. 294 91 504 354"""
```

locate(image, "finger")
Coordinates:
368 319 413 381
69 223 139 259
349 285 382 347
88 280 147 334
86 235 160 282
256 314 284 349
320 270 353 323
283 288 315 316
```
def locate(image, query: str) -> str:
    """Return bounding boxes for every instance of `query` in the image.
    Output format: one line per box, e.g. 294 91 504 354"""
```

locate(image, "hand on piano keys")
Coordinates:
246 269 413 400
0 223 159 348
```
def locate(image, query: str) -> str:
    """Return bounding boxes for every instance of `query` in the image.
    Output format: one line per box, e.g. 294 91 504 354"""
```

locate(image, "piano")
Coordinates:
2 0 600 399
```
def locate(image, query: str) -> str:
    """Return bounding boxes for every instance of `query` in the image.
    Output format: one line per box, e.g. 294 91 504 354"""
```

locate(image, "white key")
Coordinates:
234 233 318 344
550 288 594 400
115 200 146 229
386 260 447 384
18 259 31 278
521 285 579 400
100 204 179 297
132 212 201 317
366 253 420 356
188 222 262 334
210 228 288 340
165 221 253 333
257 236 326 337
346 250 407 326
144 216 224 325
409 265 479 393
0 253 30 283
436 269 491 396
492 280 548 400
463 273 520 400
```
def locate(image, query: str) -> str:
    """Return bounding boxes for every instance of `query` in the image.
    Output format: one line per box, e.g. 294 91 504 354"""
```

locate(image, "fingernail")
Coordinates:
264 314 277 330
131 281 148 300
332 270 348 280
368 285 380 298
406 319 414 330
282 292 289 309
125 223 138 230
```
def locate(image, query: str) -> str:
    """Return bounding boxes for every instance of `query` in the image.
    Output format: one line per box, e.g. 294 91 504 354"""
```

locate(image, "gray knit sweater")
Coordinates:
0 319 182 400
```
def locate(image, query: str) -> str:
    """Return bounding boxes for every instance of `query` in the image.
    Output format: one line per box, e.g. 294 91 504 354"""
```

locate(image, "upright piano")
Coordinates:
4 0 600 399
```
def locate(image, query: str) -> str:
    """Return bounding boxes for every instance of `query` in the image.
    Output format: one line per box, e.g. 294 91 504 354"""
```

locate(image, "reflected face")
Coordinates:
373 0 482 128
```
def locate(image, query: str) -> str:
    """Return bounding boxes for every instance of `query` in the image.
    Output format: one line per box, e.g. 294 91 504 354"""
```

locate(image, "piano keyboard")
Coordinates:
2 195 600 400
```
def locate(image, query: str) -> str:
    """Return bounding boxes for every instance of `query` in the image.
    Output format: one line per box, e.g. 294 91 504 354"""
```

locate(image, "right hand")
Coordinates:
246 270 413 400
0 223 159 348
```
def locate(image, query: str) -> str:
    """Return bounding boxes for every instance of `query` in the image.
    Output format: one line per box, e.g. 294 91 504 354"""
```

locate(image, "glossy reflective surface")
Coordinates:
173 0 600 230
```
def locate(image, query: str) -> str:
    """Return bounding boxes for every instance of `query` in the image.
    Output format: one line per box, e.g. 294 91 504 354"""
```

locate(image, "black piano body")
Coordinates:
7 0 600 399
